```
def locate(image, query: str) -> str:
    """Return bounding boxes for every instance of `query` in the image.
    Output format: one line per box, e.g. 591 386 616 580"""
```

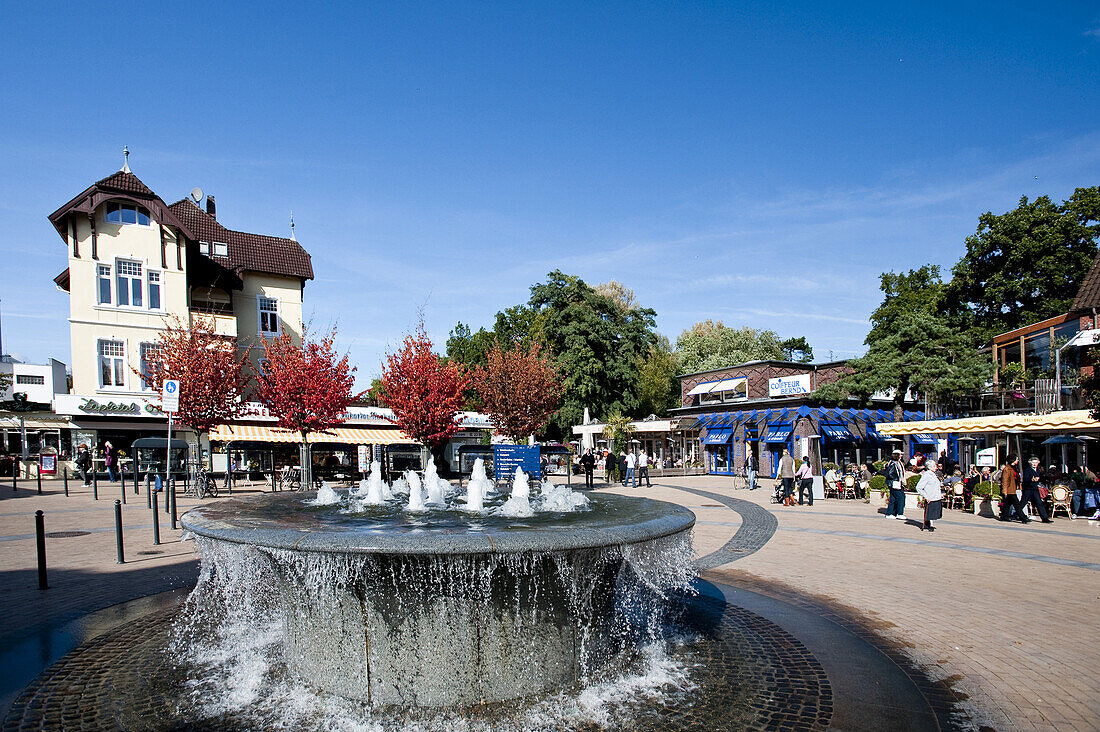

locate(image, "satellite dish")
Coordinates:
190 187 204 203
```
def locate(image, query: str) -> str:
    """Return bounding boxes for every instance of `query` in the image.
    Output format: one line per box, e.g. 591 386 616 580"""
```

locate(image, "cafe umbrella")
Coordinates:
1041 434 1084 473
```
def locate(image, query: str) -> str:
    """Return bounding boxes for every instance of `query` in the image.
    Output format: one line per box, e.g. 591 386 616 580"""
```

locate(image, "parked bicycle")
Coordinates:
185 466 219 499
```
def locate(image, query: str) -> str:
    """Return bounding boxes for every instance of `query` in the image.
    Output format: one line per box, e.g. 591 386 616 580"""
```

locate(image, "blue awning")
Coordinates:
701 428 734 445
863 425 890 443
821 424 857 442
762 425 793 444
910 433 938 445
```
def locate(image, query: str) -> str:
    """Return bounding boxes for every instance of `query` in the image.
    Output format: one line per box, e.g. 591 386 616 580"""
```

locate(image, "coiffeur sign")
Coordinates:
768 374 811 397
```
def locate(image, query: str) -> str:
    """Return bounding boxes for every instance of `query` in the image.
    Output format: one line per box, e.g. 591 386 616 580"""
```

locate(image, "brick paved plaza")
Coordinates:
1 473 1097 730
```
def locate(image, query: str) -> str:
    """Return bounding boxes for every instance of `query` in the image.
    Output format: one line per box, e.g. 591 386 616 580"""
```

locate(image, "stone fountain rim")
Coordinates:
180 492 695 555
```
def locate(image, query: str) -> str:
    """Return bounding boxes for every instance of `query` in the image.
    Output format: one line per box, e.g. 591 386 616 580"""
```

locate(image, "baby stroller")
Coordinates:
771 479 793 505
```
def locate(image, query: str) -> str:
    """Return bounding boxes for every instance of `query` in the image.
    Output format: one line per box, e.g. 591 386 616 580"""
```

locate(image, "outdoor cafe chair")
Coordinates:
1049 484 1073 519
948 482 966 510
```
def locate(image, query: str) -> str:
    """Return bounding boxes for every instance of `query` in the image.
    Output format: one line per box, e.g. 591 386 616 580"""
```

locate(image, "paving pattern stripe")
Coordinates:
0 524 159 542
659 484 778 570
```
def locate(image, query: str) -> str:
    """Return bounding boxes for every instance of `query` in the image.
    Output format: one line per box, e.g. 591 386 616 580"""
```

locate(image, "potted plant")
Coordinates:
868 474 888 506
973 480 1000 517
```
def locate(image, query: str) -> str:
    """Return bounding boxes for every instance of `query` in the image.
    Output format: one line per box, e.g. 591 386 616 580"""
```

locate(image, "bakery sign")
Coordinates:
53 394 166 418
768 374 812 397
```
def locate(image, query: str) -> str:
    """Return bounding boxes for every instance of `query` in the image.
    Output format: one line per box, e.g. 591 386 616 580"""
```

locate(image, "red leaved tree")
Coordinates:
139 315 251 463
472 341 561 443
255 327 363 488
381 322 470 472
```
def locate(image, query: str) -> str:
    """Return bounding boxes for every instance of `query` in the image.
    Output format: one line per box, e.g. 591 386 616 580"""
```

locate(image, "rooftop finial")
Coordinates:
121 146 131 173
290 210 296 240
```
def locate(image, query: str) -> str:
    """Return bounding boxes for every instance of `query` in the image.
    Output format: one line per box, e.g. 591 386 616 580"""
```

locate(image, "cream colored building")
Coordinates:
48 162 313 450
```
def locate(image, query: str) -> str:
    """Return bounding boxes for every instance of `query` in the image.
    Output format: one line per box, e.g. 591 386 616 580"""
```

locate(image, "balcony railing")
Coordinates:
189 308 237 338
927 381 1085 419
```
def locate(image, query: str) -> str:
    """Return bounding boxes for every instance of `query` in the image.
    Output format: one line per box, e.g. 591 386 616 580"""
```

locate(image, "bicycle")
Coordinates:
276 465 303 492
185 466 219 498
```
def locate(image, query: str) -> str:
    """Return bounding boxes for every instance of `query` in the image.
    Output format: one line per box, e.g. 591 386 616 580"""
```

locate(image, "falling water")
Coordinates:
308 482 342 506
406 470 426 512
423 459 447 506
499 466 534 517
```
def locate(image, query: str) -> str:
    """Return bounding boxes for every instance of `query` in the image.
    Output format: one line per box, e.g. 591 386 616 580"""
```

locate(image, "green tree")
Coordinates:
601 412 636 453
867 265 945 343
635 335 681 417
945 188 1100 344
492 304 545 348
675 320 785 374
445 322 496 369
779 336 815 363
815 311 992 419
526 271 657 436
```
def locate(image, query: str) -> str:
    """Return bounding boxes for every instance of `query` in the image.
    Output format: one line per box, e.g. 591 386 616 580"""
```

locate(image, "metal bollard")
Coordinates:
120 469 126 496
12 469 16 492
170 479 178 530
35 510 48 590
151 488 161 546
114 500 125 564
165 478 171 516
63 466 69 497
92 469 99 500
145 474 152 509
37 466 42 495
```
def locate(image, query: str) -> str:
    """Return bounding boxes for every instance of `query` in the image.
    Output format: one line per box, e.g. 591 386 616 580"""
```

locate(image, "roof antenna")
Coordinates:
122 146 131 173
290 210 296 241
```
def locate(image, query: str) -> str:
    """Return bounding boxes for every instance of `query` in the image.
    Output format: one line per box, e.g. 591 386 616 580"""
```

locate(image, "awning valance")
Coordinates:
210 424 413 445
910 433 938 445
876 410 1100 436
701 428 734 445
821 424 857 442
762 425 793 444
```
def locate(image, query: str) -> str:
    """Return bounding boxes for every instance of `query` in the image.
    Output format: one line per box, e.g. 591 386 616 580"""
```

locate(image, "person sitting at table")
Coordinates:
963 466 981 509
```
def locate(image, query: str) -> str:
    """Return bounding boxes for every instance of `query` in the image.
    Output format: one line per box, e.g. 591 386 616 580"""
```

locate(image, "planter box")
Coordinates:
973 496 999 518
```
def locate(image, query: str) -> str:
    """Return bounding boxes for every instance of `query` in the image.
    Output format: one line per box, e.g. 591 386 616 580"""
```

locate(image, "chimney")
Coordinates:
206 194 216 220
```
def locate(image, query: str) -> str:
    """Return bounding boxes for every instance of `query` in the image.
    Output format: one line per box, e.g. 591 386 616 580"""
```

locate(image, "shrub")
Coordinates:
975 480 999 497
869 475 887 491
822 462 839 473
905 475 921 491
872 459 886 472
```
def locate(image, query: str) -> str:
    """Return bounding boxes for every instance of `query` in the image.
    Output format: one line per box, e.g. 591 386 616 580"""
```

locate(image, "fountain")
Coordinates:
180 466 695 708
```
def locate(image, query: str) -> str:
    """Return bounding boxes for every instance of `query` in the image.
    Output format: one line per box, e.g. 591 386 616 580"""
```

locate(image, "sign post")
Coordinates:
161 380 179 516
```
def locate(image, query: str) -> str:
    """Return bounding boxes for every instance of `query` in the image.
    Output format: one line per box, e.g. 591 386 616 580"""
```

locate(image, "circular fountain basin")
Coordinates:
181 491 695 708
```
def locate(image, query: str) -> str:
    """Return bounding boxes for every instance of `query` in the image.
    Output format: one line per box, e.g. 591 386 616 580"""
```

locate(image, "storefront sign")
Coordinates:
54 394 167 418
768 375 811 397
357 444 369 472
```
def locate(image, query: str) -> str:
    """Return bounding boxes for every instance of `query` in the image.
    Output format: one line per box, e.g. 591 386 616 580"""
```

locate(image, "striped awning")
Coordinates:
210 424 414 445
876 410 1100 436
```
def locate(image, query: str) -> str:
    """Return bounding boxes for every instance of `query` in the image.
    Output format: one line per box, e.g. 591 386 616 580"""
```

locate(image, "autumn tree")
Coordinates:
381 322 470 472
472 341 561 443
255 327 362 489
140 315 251 465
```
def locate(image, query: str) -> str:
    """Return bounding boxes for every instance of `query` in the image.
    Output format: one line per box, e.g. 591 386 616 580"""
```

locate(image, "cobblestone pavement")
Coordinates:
3 474 1099 730
603 476 1100 732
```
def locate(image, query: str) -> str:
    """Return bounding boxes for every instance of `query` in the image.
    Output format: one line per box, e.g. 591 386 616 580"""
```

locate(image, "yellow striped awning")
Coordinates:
876 410 1100 436
210 424 415 445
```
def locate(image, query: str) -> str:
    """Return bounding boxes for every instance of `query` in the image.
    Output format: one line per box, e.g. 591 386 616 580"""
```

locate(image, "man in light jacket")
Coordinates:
778 449 796 504
884 449 907 521
624 450 636 488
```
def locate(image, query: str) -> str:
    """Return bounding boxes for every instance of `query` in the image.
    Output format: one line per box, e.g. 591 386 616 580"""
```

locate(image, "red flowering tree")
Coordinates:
472 341 561 443
139 315 251 464
381 322 470 472
256 327 363 488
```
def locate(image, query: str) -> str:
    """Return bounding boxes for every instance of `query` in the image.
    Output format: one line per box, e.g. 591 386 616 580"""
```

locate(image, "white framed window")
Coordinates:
115 259 143 307
258 297 279 335
16 374 45 385
139 342 161 390
97 264 112 305
212 241 228 257
147 270 162 310
105 202 151 226
98 340 127 389
199 241 210 254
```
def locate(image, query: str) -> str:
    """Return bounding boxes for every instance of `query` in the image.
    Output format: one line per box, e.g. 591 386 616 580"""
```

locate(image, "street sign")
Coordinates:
161 380 180 413
493 444 540 482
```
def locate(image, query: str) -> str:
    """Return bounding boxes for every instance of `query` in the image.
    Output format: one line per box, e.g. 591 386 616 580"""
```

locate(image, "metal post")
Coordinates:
145 474 152 509
36 463 42 494
35 510 47 590
165 477 172 515
170 479 177 530
12 467 16 491
120 470 126 504
63 465 69 497
114 500 125 564
151 488 161 546
92 468 99 500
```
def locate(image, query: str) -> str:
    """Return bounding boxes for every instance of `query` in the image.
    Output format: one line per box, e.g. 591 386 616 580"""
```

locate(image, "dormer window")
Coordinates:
105 202 151 226
199 241 229 257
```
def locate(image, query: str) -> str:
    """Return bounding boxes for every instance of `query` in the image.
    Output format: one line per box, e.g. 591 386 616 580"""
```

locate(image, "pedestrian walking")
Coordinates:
778 449 796 505
624 450 637 488
75 444 92 486
744 453 757 490
915 459 943 531
104 441 117 482
999 454 1028 523
638 449 651 487
580 449 595 489
604 451 615 483
1021 456 1052 523
795 456 814 506
884 449 907 520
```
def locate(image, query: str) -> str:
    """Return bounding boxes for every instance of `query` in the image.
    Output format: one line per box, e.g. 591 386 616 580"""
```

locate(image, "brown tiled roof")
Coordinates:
168 198 313 281
1072 250 1100 312
94 171 155 197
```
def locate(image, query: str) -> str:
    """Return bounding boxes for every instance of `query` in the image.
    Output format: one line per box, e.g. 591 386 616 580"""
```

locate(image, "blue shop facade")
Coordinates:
674 361 928 477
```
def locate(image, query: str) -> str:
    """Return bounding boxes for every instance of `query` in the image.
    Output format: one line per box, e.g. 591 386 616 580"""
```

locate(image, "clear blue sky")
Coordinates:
2 1 1098 387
